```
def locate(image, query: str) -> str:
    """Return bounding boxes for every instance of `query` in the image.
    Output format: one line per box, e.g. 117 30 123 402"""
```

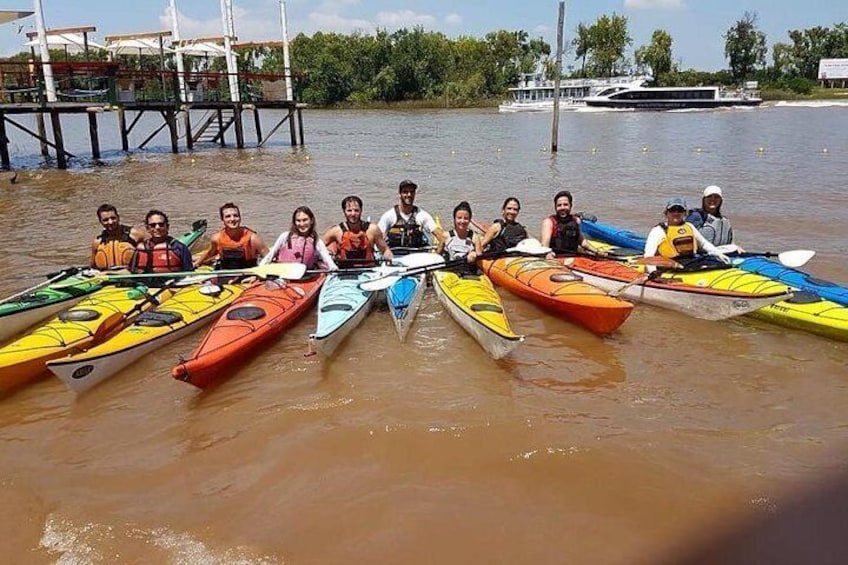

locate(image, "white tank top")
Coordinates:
444 230 474 260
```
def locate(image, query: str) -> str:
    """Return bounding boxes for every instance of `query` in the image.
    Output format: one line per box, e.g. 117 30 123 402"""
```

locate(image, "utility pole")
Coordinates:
169 0 187 102
550 1 565 153
220 0 240 102
33 0 56 102
279 0 293 101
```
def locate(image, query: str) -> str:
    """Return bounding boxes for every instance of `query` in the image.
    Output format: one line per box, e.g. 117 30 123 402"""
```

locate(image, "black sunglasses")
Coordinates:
147 221 167 228
667 207 686 213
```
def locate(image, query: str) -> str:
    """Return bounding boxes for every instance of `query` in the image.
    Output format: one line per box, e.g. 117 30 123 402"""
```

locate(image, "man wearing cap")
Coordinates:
686 185 737 247
644 197 730 264
377 179 446 255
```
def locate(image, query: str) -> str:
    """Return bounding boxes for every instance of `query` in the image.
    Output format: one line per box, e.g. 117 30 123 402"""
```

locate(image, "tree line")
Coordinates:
12 13 848 105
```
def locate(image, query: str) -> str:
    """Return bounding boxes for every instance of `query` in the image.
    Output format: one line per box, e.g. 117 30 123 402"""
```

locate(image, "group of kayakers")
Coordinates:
90 179 740 274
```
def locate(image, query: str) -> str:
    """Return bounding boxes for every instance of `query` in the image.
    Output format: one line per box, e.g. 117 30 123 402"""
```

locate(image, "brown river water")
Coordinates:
1 104 847 563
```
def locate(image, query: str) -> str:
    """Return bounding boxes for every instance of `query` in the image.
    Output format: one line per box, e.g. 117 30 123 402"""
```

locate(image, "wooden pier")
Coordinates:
0 100 306 170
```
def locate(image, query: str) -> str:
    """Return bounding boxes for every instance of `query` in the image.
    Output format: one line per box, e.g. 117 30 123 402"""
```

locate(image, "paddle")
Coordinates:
52 262 307 289
0 267 84 306
715 244 815 268
359 239 552 292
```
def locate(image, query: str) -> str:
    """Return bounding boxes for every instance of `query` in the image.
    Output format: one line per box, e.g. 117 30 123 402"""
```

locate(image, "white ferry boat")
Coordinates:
583 84 762 110
498 73 650 113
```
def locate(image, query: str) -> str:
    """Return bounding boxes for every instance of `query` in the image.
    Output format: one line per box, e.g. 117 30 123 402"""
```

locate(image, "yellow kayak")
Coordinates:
655 265 848 341
47 282 246 393
590 240 848 341
0 284 176 395
432 270 524 359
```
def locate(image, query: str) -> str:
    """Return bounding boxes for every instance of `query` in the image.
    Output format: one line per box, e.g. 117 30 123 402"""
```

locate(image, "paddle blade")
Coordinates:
507 239 552 256
777 249 815 268
393 252 445 269
359 275 401 292
254 262 307 280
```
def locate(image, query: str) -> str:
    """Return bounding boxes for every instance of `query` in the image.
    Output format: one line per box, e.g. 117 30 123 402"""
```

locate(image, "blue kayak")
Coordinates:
386 273 426 343
580 216 848 306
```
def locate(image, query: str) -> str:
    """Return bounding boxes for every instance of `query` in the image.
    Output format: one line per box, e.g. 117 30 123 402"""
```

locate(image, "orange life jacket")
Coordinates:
217 227 257 269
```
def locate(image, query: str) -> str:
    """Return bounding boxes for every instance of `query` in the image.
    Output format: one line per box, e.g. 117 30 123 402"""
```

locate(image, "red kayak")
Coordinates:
479 257 633 335
172 275 325 389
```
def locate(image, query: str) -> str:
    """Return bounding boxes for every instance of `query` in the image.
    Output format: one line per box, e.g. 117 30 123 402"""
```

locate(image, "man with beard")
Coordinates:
90 204 146 269
377 179 446 255
322 195 393 265
540 190 607 257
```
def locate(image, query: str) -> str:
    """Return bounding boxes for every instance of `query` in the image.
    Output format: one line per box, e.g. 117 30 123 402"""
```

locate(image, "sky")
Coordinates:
2 0 845 71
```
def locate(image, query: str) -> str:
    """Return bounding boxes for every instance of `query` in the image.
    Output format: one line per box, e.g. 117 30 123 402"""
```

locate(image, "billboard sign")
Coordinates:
818 58 848 80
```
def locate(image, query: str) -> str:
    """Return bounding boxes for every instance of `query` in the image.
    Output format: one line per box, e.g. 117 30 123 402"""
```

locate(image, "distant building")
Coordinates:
818 59 848 88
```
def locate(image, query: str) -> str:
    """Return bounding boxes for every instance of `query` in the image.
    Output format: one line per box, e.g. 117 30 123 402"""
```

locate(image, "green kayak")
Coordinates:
0 219 207 344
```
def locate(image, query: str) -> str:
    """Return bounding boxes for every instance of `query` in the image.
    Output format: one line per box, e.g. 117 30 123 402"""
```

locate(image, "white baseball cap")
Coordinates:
703 185 723 198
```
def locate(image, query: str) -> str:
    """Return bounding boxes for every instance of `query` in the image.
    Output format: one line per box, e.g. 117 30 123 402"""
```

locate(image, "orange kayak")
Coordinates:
478 257 633 335
171 275 324 389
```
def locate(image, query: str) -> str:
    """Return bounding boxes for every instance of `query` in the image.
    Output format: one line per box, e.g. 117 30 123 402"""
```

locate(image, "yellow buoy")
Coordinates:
823 148 829 154
641 146 648 153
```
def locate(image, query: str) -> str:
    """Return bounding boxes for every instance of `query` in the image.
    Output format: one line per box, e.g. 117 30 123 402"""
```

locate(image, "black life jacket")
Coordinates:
385 206 427 251
488 219 527 253
549 214 581 254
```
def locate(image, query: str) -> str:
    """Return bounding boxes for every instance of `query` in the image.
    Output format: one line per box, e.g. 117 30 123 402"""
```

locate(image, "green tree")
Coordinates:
724 12 767 81
634 29 674 82
587 13 632 77
571 22 593 77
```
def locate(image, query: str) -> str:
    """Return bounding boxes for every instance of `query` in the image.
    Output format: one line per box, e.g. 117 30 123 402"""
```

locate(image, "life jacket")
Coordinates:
93 224 137 269
385 205 427 251
444 229 475 261
338 221 374 263
487 219 527 253
697 212 734 246
276 233 319 268
217 227 258 269
549 214 581 254
133 237 185 274
656 222 698 259
444 229 478 275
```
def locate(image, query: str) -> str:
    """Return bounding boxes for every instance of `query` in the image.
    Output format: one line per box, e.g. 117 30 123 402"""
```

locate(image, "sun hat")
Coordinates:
703 185 723 198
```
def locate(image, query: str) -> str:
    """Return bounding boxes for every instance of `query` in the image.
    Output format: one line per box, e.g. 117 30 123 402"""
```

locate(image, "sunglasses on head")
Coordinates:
147 221 167 228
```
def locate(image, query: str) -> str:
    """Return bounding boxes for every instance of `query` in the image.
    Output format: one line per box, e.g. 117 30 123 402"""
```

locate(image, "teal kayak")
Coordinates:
309 271 378 356
0 219 207 344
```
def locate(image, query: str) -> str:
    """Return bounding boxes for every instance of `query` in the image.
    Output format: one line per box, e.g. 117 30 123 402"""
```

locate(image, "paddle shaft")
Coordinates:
0 268 80 305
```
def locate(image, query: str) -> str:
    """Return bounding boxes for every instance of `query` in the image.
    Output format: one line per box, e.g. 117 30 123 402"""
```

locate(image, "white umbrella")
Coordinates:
24 33 105 52
174 41 227 58
105 37 174 56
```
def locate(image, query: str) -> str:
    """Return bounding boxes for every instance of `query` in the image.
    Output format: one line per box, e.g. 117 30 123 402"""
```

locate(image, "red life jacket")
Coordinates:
133 237 185 274
338 221 374 263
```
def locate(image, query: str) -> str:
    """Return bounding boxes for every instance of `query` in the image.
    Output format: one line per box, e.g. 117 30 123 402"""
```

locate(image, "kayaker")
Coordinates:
644 198 730 265
480 197 528 253
377 179 446 255
129 210 194 274
90 204 146 269
193 202 269 269
540 190 608 258
322 195 393 266
686 185 741 248
436 201 483 274
266 206 338 270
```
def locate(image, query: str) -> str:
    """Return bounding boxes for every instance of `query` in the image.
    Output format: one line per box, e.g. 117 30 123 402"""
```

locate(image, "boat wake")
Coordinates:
775 100 848 108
